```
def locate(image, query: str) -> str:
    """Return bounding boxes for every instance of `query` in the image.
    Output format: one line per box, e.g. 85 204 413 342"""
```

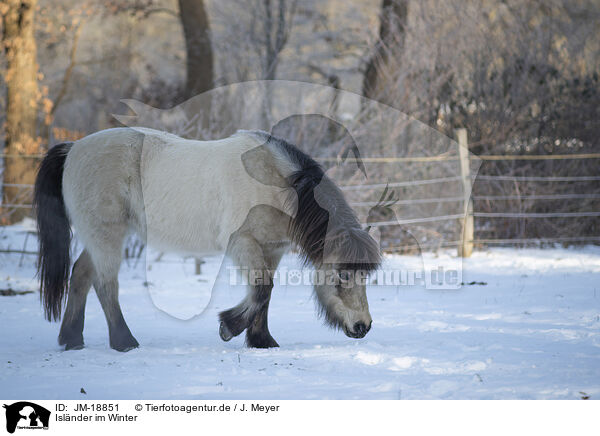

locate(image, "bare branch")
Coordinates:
51 20 84 116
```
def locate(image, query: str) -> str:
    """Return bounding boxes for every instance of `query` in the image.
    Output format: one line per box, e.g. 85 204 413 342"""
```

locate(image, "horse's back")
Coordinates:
140 130 293 254
62 127 294 256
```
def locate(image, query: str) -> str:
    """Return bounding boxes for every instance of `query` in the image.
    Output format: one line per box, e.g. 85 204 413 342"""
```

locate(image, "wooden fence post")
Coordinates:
195 258 205 275
456 128 474 257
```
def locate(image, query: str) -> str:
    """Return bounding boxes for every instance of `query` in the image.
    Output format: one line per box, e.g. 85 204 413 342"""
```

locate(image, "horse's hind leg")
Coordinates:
219 232 277 347
90 247 139 352
58 250 94 350
244 243 287 348
93 272 138 352
86 225 139 352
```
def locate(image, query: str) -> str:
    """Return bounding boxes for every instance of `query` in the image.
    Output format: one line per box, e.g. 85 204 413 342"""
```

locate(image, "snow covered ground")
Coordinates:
1 221 599 399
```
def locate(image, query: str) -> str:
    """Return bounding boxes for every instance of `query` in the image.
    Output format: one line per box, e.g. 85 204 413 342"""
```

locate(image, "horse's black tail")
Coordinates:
33 142 73 322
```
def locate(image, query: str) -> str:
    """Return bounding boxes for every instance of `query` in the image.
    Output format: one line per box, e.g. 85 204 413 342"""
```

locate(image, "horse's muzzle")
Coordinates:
345 321 372 338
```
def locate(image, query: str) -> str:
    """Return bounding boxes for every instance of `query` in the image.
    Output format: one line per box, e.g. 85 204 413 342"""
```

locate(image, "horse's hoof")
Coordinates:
59 334 84 350
246 331 279 348
110 335 139 352
218 307 249 338
112 343 139 353
219 322 233 342
116 345 138 353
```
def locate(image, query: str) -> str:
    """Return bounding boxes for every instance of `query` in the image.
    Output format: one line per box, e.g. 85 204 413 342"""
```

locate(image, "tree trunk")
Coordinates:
362 0 408 104
1 0 41 223
178 0 213 99
260 0 292 125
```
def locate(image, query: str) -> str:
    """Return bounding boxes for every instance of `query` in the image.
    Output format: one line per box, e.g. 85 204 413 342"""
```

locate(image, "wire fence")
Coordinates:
382 236 600 253
1 140 599 255
4 170 600 212
337 133 600 254
317 153 600 163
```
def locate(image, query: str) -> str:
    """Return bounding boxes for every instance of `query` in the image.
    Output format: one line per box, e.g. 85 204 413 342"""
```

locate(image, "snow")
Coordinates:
1 221 599 399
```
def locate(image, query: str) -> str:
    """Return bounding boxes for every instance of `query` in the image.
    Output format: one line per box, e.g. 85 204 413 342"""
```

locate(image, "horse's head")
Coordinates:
315 227 380 338
314 267 372 338
313 187 398 338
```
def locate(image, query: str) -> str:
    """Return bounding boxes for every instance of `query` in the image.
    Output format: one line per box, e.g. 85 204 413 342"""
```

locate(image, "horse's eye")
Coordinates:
338 271 351 282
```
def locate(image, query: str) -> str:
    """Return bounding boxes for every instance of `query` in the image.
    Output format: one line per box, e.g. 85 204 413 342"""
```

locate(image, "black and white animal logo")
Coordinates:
3 402 50 434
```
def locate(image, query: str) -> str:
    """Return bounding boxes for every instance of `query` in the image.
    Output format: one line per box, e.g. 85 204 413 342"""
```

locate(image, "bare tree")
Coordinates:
209 0 297 123
254 0 297 123
260 0 296 81
1 0 41 223
178 0 213 99
357 0 600 243
362 0 408 105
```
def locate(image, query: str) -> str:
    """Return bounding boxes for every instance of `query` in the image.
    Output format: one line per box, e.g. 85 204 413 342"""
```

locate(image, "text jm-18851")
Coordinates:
72 404 119 412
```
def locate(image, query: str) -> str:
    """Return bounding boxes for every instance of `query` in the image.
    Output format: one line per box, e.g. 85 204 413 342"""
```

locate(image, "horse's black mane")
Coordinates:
252 131 381 272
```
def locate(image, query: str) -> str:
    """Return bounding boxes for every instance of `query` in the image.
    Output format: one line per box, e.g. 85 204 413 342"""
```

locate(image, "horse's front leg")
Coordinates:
244 290 279 348
244 243 287 347
218 232 279 348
